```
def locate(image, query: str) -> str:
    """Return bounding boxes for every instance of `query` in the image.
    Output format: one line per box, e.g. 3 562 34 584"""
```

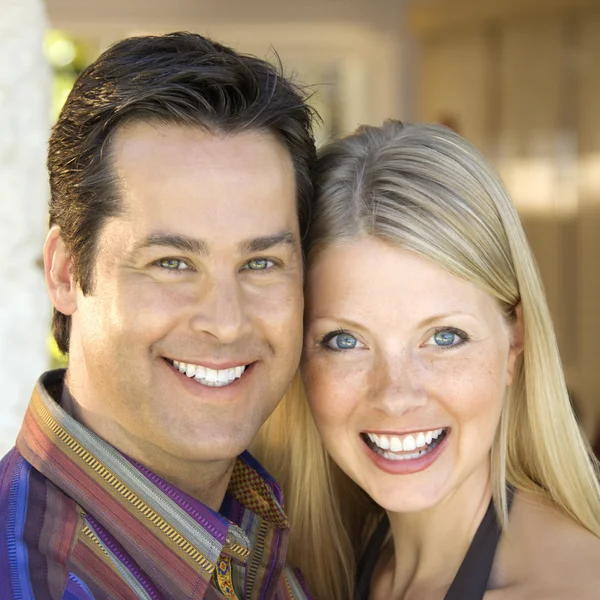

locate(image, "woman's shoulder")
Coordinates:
491 490 600 598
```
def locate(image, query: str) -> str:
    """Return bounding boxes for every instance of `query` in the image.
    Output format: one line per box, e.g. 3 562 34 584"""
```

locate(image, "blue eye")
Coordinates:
157 258 189 270
245 258 274 271
428 328 468 348
434 331 457 346
322 332 362 351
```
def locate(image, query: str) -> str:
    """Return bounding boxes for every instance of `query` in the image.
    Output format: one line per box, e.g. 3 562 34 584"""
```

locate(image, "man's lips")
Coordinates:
164 357 255 388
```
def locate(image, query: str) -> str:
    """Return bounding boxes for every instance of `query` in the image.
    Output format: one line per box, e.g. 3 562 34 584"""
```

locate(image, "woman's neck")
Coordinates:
377 467 492 599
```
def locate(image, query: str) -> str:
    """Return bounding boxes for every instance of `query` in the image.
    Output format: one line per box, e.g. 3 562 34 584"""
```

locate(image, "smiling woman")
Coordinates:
304 240 518 498
253 121 600 600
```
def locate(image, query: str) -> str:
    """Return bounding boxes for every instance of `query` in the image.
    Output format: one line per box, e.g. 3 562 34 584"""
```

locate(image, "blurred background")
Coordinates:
1 0 599 456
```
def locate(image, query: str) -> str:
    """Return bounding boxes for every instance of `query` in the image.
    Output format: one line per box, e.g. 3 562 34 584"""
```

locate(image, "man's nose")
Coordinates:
189 274 250 344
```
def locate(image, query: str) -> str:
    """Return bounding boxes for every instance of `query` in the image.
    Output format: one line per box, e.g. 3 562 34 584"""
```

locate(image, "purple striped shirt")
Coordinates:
0 370 311 599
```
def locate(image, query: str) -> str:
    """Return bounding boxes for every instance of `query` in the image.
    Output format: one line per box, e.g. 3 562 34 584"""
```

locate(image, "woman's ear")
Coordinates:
506 302 524 386
44 225 78 316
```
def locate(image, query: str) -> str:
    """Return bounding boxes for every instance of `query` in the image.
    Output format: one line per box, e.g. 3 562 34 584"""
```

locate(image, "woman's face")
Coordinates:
302 237 522 513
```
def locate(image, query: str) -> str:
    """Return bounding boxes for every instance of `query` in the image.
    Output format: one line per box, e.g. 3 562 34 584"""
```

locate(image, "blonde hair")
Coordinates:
253 121 600 600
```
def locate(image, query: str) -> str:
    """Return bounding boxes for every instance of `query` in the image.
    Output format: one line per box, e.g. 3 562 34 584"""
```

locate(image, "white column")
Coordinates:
0 0 51 455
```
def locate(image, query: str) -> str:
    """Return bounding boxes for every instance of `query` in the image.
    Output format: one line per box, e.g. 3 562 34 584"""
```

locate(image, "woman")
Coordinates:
253 121 600 599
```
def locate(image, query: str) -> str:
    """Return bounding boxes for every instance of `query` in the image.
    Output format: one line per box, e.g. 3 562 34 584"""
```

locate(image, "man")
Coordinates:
0 32 316 599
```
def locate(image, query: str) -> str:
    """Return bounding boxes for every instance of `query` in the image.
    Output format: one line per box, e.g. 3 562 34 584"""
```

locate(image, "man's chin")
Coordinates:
163 432 256 464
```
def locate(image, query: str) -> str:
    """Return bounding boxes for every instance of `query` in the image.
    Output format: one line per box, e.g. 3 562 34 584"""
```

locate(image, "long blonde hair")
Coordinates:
253 121 600 600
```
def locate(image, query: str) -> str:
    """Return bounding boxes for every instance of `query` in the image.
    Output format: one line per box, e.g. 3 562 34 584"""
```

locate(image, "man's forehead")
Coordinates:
98 121 300 258
107 117 293 190
110 119 292 169
110 121 296 212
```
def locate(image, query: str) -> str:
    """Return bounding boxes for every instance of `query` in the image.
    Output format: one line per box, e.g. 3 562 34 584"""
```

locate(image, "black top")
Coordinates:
355 492 513 600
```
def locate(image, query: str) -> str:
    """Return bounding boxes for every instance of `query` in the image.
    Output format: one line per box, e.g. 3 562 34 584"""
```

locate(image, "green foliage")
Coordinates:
45 30 98 122
48 333 68 369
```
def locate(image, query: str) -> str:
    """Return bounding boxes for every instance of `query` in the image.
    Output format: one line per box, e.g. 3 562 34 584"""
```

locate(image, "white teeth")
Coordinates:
365 428 447 455
403 435 417 451
390 436 403 452
171 360 247 387
205 367 218 383
383 450 424 461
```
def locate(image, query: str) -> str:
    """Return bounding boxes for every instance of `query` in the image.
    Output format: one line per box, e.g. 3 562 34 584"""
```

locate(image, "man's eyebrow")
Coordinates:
239 231 298 254
130 233 208 257
128 230 298 259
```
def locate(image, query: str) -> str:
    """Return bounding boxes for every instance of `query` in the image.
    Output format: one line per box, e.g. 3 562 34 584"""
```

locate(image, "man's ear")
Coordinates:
506 302 524 386
44 225 77 316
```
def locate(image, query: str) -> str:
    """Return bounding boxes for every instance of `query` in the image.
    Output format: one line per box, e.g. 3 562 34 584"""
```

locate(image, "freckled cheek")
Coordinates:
442 357 506 427
302 357 368 428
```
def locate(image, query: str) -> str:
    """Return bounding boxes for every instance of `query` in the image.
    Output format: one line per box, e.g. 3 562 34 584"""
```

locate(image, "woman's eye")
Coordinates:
157 258 189 271
321 332 363 351
245 258 274 271
426 328 468 349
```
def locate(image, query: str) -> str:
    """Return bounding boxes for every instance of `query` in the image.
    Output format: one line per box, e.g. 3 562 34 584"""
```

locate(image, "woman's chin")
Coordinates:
366 483 451 515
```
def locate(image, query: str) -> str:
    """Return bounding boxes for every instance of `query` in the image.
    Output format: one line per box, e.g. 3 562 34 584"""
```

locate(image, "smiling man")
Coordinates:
0 33 316 599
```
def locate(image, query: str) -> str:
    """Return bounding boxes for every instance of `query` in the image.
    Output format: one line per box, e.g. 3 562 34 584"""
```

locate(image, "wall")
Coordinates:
0 0 51 455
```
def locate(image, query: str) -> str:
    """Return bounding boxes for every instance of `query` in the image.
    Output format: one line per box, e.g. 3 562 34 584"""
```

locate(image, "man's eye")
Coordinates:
319 331 364 351
425 327 469 349
157 258 189 271
244 258 274 271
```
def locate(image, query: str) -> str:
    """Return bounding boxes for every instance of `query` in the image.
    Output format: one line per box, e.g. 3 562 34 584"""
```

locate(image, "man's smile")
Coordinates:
169 359 251 387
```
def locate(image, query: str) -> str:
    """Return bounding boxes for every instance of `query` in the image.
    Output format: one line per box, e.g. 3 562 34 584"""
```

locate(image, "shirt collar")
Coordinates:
17 370 290 597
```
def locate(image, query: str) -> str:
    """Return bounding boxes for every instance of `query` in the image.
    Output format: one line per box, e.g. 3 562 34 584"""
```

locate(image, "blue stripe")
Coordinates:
7 459 34 600
63 572 95 600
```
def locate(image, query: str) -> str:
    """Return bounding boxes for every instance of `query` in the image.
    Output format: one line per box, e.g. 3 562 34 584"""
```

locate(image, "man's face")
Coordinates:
65 122 303 464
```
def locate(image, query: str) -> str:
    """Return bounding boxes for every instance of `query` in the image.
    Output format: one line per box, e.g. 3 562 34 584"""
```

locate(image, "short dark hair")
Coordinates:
48 31 317 354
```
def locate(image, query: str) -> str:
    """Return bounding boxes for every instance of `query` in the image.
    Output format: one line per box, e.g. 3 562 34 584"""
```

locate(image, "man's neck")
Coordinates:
58 378 235 511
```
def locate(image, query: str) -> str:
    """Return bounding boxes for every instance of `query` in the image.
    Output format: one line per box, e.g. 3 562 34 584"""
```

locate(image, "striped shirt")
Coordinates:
0 371 311 599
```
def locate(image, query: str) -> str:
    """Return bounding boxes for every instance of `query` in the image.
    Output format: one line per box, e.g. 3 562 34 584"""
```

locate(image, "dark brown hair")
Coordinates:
48 31 317 354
